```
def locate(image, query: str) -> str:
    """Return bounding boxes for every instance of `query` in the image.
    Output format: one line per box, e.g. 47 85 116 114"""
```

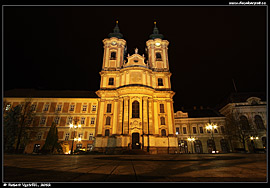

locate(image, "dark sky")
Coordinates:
4 6 267 111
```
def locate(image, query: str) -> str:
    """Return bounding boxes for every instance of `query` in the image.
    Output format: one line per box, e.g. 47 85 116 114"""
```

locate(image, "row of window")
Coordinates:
33 103 96 113
239 115 265 130
39 116 95 126
107 77 164 86
36 132 94 141
175 126 225 135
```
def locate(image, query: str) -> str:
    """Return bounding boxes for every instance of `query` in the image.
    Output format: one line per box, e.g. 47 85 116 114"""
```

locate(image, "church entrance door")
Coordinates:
132 133 140 149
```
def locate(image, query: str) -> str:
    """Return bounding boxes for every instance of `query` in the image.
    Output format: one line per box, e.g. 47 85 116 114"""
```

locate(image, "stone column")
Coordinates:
96 99 105 136
153 99 159 135
142 97 149 134
118 97 124 135
123 97 129 135
148 98 154 135
112 99 118 135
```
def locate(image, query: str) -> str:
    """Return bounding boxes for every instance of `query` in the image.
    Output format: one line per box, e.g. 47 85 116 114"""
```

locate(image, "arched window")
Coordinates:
160 117 165 125
105 116 111 125
161 129 166 136
160 103 165 113
105 129 110 136
110 52 116 60
254 115 264 130
239 115 250 130
132 101 139 118
156 52 162 60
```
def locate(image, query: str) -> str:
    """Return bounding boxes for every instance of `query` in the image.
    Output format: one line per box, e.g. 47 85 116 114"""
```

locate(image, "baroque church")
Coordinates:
3 22 267 154
95 21 177 153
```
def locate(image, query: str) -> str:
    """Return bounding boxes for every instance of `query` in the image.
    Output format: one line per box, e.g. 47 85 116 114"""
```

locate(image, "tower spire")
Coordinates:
149 21 164 39
108 20 123 39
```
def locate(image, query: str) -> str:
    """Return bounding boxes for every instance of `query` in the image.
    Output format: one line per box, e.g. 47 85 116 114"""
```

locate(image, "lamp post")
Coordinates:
187 137 195 154
250 136 259 152
206 122 218 153
69 117 81 154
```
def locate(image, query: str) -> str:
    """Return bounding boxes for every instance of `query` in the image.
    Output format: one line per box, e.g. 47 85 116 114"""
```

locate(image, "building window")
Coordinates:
107 103 112 113
90 117 95 125
67 117 73 125
105 116 111 125
44 104 49 111
108 78 114 85
105 129 110 136
161 129 166 136
37 132 42 140
160 103 165 113
82 105 87 112
239 115 250 130
54 117 60 124
69 104 75 111
183 127 187 134
254 115 265 130
89 133 93 140
176 127 180 135
78 133 83 139
199 127 203 134
193 127 197 134
160 117 165 125
110 52 116 60
92 105 96 111
31 104 36 111
156 52 162 60
5 104 11 111
65 133 70 141
81 117 85 125
76 144 82 150
56 104 62 112
132 101 140 118
40 117 46 125
221 126 225 134
158 78 163 86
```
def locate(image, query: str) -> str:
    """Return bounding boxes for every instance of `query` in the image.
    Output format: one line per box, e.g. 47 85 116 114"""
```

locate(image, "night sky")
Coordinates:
4 6 267 111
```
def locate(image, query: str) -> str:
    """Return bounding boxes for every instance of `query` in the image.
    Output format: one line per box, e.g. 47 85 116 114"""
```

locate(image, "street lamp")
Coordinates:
69 117 81 154
206 122 218 153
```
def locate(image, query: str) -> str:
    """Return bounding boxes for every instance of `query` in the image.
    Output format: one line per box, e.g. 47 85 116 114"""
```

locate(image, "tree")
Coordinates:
3 105 20 152
3 99 36 153
14 99 36 153
41 121 62 154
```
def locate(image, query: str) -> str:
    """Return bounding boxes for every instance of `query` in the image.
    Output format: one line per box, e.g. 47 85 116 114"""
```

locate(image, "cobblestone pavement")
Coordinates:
3 153 267 182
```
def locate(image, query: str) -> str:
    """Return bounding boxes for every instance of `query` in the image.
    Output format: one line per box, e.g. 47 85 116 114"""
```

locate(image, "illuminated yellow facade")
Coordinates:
94 22 178 154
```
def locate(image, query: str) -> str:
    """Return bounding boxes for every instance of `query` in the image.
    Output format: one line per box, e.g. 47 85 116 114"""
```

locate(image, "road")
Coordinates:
3 153 267 182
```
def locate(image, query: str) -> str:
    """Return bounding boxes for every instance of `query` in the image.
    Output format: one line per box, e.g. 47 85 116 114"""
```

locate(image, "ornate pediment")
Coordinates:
123 51 147 68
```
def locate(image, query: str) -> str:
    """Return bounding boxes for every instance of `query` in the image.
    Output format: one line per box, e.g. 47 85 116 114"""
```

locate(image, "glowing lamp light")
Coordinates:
78 137 82 142
69 124 74 128
78 124 82 128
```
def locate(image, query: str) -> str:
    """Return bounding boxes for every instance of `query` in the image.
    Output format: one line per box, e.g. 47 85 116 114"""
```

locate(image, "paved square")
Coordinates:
3 153 267 182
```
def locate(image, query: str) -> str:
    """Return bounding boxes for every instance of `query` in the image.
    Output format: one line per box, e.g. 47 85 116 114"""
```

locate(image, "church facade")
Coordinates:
95 22 177 154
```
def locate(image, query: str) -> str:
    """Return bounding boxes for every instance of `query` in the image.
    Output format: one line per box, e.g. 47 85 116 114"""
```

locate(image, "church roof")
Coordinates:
108 21 123 39
182 107 224 118
149 22 164 39
4 89 98 98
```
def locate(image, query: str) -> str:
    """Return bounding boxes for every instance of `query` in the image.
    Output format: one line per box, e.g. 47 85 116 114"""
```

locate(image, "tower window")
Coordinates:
160 104 165 113
108 78 114 85
105 116 111 125
158 78 164 86
107 103 112 113
110 52 116 60
132 101 140 118
160 117 165 125
156 52 162 60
